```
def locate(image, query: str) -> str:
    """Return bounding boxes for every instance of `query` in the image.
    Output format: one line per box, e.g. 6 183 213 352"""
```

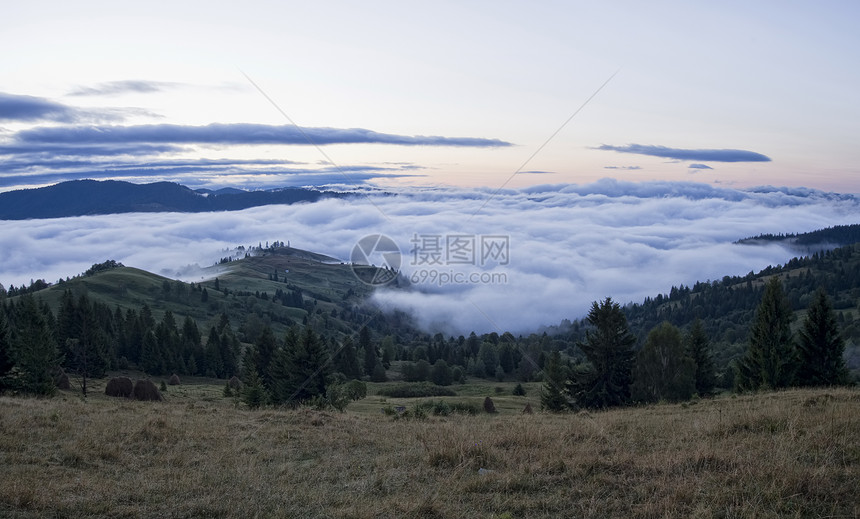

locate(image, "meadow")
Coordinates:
0 378 857 518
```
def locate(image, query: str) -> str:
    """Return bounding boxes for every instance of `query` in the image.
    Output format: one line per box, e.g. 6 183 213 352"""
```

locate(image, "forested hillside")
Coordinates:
736 223 860 253
1 235 857 405
558 242 860 385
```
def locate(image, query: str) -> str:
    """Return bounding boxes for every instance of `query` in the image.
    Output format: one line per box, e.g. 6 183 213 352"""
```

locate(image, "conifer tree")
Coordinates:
795 288 849 386
205 327 224 377
0 310 13 391
255 325 278 386
219 328 239 378
541 350 569 411
270 327 331 405
359 326 376 377
140 330 161 375
241 368 268 409
567 297 636 409
335 336 361 380
685 318 716 395
736 277 796 391
9 295 60 395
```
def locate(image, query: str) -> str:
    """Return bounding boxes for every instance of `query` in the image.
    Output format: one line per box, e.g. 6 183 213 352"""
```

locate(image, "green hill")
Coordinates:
22 245 401 341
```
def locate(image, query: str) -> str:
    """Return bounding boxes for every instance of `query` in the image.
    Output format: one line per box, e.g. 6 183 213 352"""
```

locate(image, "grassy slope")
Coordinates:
1 384 857 518
31 247 380 337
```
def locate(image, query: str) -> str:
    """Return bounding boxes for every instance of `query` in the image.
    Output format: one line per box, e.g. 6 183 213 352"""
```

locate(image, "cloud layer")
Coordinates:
0 90 513 191
0 93 109 123
598 144 771 162
14 123 513 148
1 179 856 335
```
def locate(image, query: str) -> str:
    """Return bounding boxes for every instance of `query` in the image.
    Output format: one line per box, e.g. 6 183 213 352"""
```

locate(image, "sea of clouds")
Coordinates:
1 178 857 335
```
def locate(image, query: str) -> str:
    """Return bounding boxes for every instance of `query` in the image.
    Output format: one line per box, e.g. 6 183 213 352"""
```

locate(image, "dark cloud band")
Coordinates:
0 93 79 122
15 123 513 148
597 144 771 163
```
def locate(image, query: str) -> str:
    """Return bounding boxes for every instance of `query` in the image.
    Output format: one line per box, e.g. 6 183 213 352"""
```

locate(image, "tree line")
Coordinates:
541 278 850 412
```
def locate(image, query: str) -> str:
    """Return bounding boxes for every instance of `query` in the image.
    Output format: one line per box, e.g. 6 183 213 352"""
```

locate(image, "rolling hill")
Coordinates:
19 244 408 342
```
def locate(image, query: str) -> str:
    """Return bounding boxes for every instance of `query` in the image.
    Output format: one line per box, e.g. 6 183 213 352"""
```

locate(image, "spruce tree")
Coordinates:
72 294 110 379
140 330 162 375
795 288 849 386
9 295 60 395
270 327 331 405
219 327 239 377
255 325 278 386
0 310 13 391
359 326 376 377
241 368 268 409
685 318 716 395
541 350 569 411
335 336 361 380
567 297 636 409
205 327 224 377
736 277 797 391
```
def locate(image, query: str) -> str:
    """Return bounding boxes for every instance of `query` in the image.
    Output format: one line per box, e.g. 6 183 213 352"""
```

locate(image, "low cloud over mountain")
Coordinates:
1 179 856 335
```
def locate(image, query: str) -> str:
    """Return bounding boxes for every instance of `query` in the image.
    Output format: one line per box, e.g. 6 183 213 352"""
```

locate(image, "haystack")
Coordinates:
105 377 134 398
133 379 164 401
483 396 497 414
228 376 242 390
168 373 181 386
522 402 533 414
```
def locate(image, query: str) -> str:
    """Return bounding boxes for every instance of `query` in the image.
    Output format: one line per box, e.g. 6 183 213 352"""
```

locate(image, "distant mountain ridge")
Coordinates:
736 224 860 254
0 179 344 219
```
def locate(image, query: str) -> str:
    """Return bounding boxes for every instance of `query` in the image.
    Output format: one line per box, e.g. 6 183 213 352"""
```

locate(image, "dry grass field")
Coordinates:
0 381 857 518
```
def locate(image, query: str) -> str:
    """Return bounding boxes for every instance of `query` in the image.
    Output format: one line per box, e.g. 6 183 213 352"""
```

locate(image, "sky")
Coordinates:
2 1 860 193
2 2 860 334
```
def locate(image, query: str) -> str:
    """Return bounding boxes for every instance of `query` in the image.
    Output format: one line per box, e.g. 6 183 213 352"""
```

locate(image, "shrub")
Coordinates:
376 383 456 398
449 402 479 415
105 377 134 398
434 401 451 416
317 385 352 412
512 383 526 396
430 360 453 386
452 366 465 384
343 380 367 401
400 360 431 382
